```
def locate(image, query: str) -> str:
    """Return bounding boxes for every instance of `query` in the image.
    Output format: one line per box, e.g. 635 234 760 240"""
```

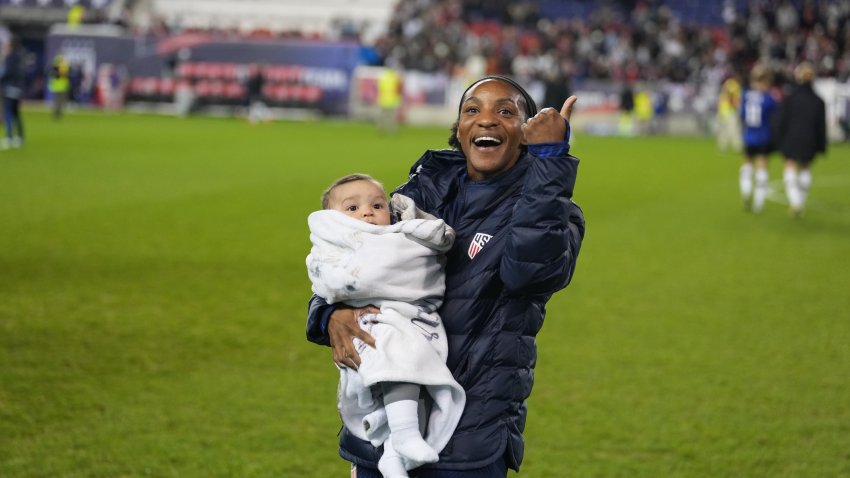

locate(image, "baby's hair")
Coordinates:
321 173 386 209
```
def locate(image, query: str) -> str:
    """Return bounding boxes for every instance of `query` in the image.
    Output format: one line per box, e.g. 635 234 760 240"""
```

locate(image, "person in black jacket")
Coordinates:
774 62 827 218
245 63 268 124
1 36 25 149
306 76 585 477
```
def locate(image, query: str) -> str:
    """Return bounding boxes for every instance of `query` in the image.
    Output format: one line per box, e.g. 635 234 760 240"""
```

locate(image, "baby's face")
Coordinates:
328 180 391 225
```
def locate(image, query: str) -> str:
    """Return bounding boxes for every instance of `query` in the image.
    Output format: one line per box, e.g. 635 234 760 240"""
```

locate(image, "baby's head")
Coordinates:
322 174 391 226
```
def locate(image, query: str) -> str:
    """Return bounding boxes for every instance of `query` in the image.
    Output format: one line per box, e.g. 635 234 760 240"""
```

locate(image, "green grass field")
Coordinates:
2 109 849 477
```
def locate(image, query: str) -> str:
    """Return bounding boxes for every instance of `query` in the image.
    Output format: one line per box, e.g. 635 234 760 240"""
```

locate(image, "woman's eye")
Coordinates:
500 108 514 116
464 106 478 114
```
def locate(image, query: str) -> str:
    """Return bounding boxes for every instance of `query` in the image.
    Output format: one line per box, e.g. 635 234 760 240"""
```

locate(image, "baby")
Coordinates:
307 174 465 478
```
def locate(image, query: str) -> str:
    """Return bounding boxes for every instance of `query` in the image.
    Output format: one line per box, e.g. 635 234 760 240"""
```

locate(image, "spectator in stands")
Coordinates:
67 4 85 27
307 76 584 477
619 82 635 136
245 63 268 124
165 52 179 78
371 0 850 110
651 87 669 135
774 62 827 218
174 78 196 118
541 62 572 111
739 64 779 213
98 63 128 111
1 36 26 150
68 63 83 104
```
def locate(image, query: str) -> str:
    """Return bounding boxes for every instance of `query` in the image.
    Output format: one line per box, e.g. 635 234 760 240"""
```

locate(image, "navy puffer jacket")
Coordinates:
307 146 584 471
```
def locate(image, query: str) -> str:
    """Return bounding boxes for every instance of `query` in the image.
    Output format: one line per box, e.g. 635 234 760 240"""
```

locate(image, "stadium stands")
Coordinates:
149 0 395 39
35 0 849 89
125 62 324 110
0 0 119 25
14 0 849 131
0 0 114 7
375 0 850 84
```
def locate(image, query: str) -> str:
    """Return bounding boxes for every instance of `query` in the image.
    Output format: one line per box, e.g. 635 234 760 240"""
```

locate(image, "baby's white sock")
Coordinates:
378 438 409 478
385 399 438 464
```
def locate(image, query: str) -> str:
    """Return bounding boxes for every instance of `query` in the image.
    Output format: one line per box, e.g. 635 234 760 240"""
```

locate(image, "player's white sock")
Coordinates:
784 168 802 210
739 163 754 199
378 438 409 478
385 399 437 464
798 169 812 208
753 167 769 213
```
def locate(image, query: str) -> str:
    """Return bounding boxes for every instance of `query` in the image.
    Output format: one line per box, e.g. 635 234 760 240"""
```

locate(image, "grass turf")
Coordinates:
1 109 849 477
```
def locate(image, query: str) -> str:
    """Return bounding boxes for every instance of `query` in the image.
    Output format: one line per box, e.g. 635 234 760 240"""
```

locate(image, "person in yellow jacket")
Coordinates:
67 4 85 27
716 72 742 152
48 54 70 120
634 88 654 135
376 67 403 134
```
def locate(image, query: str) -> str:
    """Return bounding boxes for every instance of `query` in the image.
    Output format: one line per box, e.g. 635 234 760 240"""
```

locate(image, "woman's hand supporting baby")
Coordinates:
328 305 378 370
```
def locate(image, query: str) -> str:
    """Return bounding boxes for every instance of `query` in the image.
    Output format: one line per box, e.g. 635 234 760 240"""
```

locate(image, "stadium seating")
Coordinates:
0 0 114 7
60 0 850 121
150 0 395 37
127 61 324 110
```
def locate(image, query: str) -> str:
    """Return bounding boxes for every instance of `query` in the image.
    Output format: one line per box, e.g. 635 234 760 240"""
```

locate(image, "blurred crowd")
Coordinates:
124 1 850 89
369 0 850 89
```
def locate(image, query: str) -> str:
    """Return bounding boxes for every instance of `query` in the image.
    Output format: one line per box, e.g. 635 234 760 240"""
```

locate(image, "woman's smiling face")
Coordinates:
456 79 528 181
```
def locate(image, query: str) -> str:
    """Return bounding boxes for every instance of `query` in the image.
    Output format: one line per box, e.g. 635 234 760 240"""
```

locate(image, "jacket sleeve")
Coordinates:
817 98 827 153
772 97 786 141
501 145 585 296
306 294 333 346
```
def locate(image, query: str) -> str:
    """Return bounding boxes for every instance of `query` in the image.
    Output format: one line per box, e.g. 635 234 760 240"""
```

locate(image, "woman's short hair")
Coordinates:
794 62 815 84
750 64 772 86
448 76 538 150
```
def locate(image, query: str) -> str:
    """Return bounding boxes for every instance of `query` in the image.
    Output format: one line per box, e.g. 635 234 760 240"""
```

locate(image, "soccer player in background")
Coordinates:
774 62 827 218
1 36 25 150
739 64 779 213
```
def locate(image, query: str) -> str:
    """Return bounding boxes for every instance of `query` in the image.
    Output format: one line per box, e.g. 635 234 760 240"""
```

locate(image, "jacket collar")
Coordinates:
398 149 529 219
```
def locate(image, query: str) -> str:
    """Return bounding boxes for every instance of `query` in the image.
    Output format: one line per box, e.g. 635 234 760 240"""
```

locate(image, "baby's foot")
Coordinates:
391 431 438 464
378 440 409 478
